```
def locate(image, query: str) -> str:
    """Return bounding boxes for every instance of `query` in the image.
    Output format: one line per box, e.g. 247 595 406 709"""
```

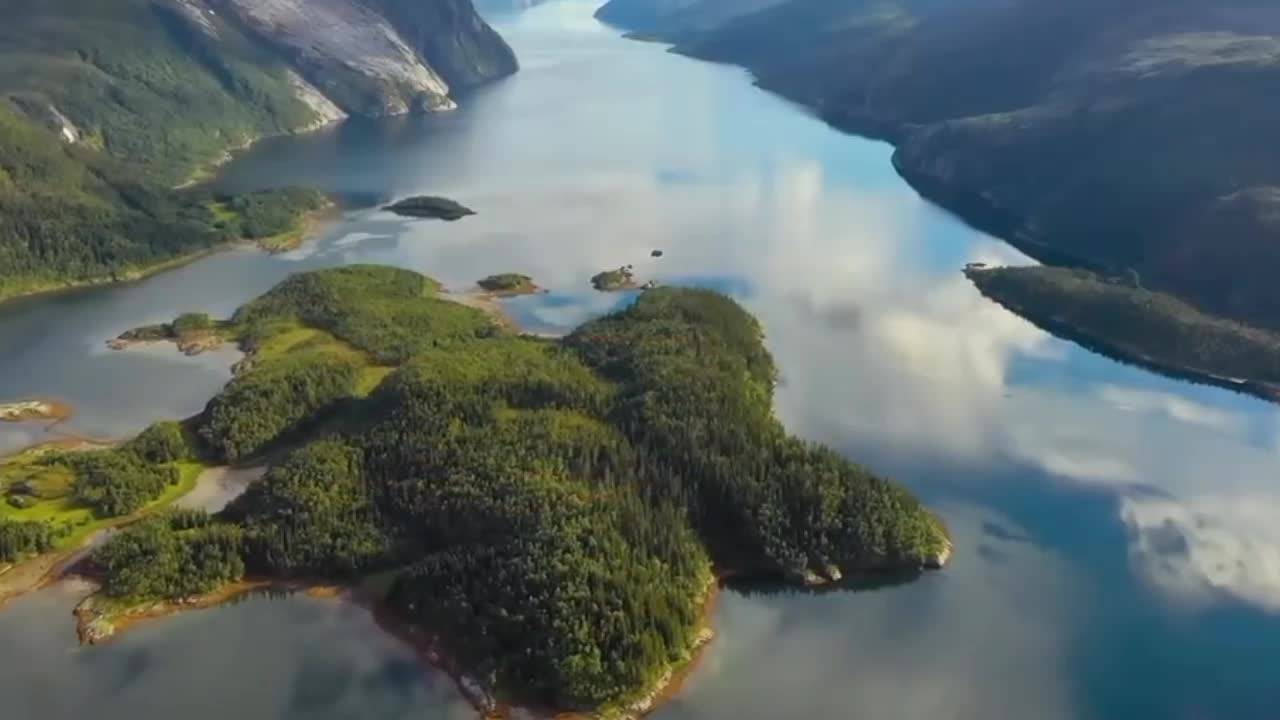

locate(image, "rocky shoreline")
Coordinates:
107 331 226 356
74 579 340 645
0 400 70 423
66 571 720 720
367 573 721 720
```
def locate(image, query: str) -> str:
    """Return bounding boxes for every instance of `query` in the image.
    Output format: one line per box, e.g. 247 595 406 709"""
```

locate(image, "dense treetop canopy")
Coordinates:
85 265 947 713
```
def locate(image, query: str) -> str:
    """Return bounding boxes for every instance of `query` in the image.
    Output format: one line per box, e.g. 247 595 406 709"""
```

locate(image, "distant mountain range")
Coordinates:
599 0 1280 331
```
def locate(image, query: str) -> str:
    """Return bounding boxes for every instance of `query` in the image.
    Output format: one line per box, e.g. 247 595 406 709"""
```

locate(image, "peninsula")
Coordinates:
53 265 949 716
966 265 1280 404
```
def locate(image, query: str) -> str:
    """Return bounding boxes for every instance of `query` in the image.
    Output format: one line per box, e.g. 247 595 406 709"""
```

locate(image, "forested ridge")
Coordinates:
84 265 948 713
0 0 513 302
0 0 319 299
0 100 327 301
968 265 1280 395
598 0 1280 342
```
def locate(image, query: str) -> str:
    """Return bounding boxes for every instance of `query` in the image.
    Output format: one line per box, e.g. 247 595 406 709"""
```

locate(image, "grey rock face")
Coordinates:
168 0 516 118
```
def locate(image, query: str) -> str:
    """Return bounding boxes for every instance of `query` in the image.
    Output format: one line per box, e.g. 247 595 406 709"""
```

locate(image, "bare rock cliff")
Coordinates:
170 0 516 117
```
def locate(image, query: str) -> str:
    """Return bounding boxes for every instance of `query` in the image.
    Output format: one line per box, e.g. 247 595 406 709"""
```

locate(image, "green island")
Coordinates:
384 195 476 221
58 264 948 716
966 265 1280 402
591 266 640 292
477 273 539 295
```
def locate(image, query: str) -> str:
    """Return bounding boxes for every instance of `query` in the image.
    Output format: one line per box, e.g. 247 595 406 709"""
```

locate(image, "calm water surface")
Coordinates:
2 2 1279 718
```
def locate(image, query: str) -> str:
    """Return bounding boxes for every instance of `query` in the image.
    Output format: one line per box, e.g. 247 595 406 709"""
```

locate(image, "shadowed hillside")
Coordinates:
599 0 1280 331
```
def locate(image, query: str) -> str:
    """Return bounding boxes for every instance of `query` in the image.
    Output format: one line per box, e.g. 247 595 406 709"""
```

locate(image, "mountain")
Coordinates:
1 0 516 182
598 0 1280 330
595 0 789 35
0 0 516 301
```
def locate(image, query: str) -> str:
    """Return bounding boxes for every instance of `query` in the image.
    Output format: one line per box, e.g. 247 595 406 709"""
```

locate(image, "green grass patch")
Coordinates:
1 452 206 555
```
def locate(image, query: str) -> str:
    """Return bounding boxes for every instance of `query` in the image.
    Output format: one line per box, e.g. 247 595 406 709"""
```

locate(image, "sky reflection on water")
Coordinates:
1 2 1279 718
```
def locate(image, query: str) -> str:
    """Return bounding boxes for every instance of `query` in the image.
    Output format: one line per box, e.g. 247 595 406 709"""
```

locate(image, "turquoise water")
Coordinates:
1 2 1278 717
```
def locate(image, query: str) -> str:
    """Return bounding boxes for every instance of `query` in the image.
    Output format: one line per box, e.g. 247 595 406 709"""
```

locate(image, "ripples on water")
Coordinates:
1 1 1278 718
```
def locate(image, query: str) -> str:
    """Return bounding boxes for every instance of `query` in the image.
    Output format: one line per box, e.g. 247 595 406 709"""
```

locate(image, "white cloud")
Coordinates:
1098 385 1242 433
672 503 1082 720
1124 495 1280 612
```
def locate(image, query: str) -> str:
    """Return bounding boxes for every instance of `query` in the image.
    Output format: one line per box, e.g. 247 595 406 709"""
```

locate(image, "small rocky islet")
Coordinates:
384 195 476 221
476 273 540 295
591 265 650 292
0 400 69 423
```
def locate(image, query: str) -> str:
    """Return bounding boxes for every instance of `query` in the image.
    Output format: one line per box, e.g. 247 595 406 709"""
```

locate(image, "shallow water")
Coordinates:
0 583 473 720
2 2 1279 718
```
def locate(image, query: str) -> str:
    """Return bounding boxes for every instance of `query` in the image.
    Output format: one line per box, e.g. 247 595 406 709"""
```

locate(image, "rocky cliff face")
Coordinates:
375 0 519 88
602 0 1280 331
172 0 516 116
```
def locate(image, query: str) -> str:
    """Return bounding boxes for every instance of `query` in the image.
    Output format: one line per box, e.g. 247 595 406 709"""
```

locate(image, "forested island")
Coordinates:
591 266 640 292
966 266 1280 403
53 265 949 716
385 196 476 221
477 273 539 295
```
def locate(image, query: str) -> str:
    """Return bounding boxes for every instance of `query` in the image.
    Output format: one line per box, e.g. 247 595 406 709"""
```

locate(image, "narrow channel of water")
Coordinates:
2 2 1278 718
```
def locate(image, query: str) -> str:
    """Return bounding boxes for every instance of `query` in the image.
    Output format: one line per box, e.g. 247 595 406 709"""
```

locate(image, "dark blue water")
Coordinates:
1 2 1278 718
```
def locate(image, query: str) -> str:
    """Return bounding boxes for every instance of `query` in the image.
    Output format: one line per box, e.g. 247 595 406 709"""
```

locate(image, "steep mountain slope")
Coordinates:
0 0 516 182
599 0 1280 330
0 0 516 300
